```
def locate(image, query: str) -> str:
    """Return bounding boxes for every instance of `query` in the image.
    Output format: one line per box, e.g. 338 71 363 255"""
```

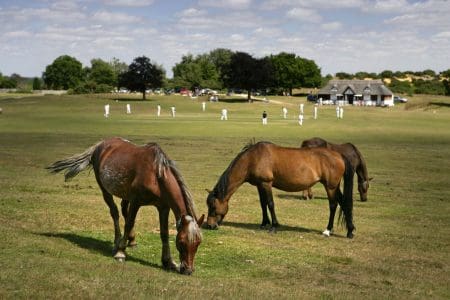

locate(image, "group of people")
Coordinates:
104 102 327 125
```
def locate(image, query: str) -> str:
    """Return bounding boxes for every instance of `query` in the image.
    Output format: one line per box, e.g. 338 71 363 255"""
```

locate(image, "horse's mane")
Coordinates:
213 140 273 200
347 143 369 182
150 143 198 220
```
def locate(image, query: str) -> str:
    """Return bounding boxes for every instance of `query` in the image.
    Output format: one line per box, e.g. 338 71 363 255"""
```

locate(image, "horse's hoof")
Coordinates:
268 227 277 234
322 229 332 237
114 251 126 262
127 241 138 248
347 232 354 239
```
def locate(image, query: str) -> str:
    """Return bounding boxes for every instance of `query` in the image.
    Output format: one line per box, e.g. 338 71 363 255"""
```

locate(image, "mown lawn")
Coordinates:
0 93 449 299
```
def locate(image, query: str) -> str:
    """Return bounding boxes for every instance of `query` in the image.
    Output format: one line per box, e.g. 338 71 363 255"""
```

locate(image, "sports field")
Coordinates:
1 93 449 298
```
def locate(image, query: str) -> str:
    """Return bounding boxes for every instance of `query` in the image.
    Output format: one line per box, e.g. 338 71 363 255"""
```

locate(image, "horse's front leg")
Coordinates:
158 205 178 272
261 182 279 233
121 199 137 247
114 200 140 262
257 185 270 229
324 187 339 237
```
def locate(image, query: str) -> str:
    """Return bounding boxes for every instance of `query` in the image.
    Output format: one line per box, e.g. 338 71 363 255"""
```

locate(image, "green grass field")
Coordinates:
1 93 449 299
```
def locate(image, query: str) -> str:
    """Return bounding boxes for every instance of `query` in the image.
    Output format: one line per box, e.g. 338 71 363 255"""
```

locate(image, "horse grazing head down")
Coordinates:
358 177 373 202
205 189 229 229
176 215 204 275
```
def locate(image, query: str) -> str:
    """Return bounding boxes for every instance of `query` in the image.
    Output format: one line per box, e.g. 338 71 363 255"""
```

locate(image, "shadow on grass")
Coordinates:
37 232 162 269
276 193 329 201
430 102 450 108
222 221 326 235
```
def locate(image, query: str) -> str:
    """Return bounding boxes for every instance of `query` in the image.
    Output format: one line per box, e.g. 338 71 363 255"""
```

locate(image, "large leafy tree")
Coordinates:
222 51 274 101
110 57 128 89
43 55 84 90
88 58 115 86
270 52 321 95
172 53 221 90
119 56 164 100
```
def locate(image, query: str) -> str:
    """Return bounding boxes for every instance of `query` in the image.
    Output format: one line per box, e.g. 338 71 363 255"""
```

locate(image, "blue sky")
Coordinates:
1 0 449 78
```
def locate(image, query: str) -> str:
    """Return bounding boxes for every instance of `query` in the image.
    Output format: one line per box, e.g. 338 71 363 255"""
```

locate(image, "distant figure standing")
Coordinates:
171 106 176 117
298 113 304 126
336 106 340 119
157 104 161 117
262 111 268 125
282 107 288 119
202 102 206 112
126 103 131 114
104 104 110 118
300 103 304 114
339 107 344 119
221 108 228 120
313 105 318 120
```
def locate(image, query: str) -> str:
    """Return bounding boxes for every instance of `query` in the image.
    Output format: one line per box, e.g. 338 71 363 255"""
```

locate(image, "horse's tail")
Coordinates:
338 154 355 232
46 141 103 181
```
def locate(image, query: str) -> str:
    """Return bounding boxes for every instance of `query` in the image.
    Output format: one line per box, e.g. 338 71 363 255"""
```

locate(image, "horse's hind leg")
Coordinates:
301 188 314 200
101 190 121 253
115 199 140 261
121 199 137 247
324 187 339 237
158 205 177 271
257 185 271 229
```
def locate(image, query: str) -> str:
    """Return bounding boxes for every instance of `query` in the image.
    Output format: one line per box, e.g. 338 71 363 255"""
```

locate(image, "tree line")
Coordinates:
1 49 450 97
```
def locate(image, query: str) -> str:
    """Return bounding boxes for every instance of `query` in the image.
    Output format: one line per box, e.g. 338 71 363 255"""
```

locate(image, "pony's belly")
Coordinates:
273 177 318 192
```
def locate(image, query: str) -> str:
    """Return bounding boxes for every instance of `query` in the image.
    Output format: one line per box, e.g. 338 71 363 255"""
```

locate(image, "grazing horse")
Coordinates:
301 137 372 201
47 137 204 275
205 141 356 238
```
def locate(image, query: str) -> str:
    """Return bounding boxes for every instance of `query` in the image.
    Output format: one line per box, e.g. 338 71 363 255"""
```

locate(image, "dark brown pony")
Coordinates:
47 137 204 275
206 141 356 238
301 137 372 201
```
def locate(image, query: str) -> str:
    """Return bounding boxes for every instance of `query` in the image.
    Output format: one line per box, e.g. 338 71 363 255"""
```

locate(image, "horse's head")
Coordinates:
176 214 204 275
205 189 229 229
358 177 373 201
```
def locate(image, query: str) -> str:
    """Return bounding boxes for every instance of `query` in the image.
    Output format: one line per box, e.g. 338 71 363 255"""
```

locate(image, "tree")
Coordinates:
380 70 393 79
32 77 42 90
88 59 115 86
119 56 164 100
388 79 413 95
222 52 274 101
172 52 223 90
335 72 353 79
440 69 450 79
110 57 128 89
270 52 322 95
43 55 84 90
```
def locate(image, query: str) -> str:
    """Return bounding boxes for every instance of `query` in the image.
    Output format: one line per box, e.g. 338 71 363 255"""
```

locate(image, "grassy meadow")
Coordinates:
0 92 449 299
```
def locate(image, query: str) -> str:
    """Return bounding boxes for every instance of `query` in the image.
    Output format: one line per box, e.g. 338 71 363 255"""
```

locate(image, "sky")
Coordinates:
0 0 449 78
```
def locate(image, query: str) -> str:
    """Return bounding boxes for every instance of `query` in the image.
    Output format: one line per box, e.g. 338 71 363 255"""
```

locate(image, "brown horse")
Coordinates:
205 141 356 238
47 137 204 275
301 137 372 201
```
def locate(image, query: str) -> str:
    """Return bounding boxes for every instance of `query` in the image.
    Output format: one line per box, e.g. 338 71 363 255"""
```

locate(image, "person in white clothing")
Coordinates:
104 104 110 118
171 106 176 117
298 113 304 126
282 107 288 119
262 111 268 125
157 104 161 117
221 108 228 120
126 104 131 114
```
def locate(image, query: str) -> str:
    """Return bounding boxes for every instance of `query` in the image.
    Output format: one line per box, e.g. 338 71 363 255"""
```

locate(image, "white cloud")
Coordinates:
286 7 322 22
321 22 342 31
177 8 208 18
198 0 253 9
3 30 32 38
92 11 142 24
101 0 155 7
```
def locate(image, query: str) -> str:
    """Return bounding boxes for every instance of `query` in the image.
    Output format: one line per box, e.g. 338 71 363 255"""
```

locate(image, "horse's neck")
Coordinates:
355 155 369 182
222 158 248 202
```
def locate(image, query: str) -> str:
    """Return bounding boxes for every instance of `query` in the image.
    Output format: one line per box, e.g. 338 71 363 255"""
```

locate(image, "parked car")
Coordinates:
394 96 408 103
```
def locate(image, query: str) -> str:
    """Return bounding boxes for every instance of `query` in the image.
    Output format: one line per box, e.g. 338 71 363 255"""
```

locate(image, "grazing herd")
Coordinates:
47 136 370 275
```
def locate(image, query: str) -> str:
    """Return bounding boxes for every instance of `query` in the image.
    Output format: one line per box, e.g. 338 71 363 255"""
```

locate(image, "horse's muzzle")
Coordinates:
179 263 193 275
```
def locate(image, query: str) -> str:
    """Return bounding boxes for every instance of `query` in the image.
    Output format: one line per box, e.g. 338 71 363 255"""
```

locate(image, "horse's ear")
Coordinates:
205 188 213 194
197 214 205 227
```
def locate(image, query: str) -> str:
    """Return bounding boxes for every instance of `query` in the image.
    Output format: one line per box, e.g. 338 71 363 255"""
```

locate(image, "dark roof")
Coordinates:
318 79 393 96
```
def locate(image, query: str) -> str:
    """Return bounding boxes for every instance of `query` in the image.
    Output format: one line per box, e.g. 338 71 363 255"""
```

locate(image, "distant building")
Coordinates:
318 79 394 106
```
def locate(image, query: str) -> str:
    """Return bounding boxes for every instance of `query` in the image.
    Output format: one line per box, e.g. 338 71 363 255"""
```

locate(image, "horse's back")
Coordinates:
252 143 344 191
93 138 159 198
